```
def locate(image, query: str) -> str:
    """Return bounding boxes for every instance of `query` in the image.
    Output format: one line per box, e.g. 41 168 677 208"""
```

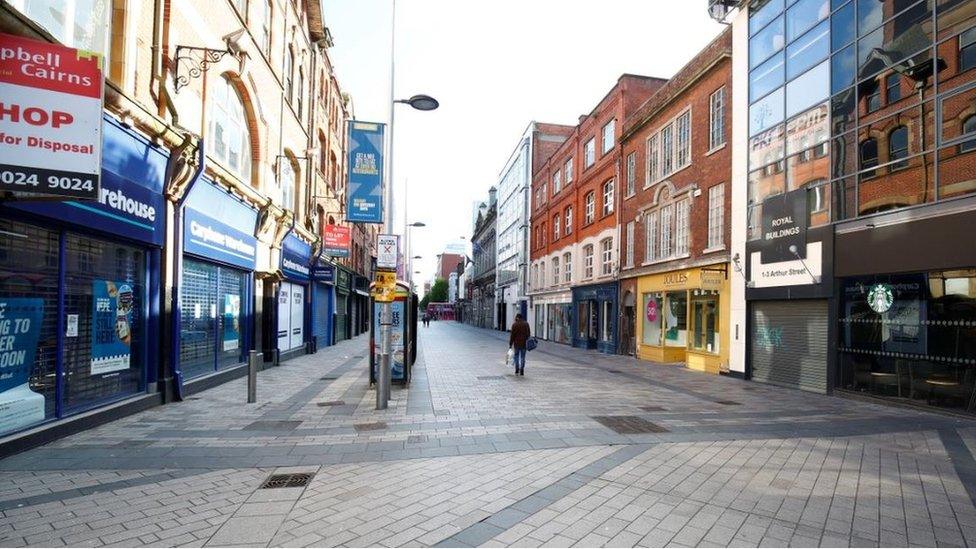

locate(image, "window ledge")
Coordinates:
641 253 692 267
701 245 726 254
705 143 726 157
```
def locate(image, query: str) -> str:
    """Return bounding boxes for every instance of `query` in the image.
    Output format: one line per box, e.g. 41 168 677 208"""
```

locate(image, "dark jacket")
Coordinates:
509 320 530 349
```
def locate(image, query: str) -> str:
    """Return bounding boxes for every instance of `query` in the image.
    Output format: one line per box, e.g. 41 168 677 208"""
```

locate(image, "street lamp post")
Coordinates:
377 0 439 410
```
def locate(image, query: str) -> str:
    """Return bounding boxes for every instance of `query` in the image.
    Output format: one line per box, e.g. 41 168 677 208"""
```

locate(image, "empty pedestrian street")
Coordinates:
0 322 974 547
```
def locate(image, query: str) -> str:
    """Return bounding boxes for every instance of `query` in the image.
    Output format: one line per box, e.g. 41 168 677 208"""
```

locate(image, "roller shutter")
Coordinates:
313 283 331 347
750 300 828 393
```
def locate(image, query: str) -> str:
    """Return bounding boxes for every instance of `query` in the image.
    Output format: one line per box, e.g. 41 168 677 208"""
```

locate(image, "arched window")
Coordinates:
962 116 976 153
208 76 251 180
280 157 296 211
889 126 908 170
859 138 878 178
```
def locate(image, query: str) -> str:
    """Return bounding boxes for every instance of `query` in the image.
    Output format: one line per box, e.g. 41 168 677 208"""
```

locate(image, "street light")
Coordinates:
377 0 439 410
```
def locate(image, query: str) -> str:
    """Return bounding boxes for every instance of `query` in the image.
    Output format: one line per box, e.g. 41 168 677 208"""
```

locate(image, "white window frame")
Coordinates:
280 159 296 210
625 221 635 268
539 260 546 288
644 211 658 262
675 199 690 256
600 238 613 276
565 206 573 235
660 204 674 258
565 158 574 182
602 179 614 216
563 252 572 283
706 184 725 250
552 256 560 286
209 76 252 181
647 108 692 184
643 191 692 263
553 214 560 240
584 138 596 168
626 152 637 197
602 119 616 154
583 245 594 279
584 192 595 224
709 87 726 151
553 169 562 194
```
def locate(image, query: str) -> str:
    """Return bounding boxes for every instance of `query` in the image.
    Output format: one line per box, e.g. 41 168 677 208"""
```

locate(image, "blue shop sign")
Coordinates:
312 258 334 284
7 115 167 247
281 232 312 282
183 178 258 270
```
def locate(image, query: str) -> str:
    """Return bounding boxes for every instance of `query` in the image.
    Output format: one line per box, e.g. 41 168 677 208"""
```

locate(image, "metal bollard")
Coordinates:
247 350 259 403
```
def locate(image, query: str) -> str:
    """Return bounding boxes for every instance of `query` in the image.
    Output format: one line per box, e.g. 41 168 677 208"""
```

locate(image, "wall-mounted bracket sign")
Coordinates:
0 33 103 199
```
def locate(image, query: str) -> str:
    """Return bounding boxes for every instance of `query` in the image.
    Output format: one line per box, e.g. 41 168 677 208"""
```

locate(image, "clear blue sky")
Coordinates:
325 0 723 289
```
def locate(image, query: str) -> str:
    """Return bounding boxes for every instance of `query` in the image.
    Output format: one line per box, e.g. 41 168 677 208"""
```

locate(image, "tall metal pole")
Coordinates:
377 0 397 410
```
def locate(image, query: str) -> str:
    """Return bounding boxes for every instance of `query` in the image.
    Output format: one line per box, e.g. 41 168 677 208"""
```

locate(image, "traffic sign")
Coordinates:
377 234 399 270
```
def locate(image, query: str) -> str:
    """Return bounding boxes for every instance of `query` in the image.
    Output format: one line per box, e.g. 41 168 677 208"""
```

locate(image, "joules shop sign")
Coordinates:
0 33 103 199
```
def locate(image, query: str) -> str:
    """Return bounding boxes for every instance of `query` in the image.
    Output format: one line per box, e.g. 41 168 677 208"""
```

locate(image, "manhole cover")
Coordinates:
243 420 303 431
716 400 741 406
640 406 666 412
259 472 315 489
477 376 505 380
592 415 669 434
353 422 387 432
407 435 427 443
317 400 345 407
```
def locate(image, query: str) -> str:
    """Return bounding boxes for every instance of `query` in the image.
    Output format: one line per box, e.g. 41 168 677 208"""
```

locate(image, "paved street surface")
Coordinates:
2 322 976 547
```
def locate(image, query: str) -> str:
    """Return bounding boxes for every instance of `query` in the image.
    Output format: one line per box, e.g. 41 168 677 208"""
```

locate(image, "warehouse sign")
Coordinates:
0 33 103 199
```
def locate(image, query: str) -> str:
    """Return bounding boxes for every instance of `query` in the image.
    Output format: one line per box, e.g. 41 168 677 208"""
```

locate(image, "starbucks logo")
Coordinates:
867 284 894 314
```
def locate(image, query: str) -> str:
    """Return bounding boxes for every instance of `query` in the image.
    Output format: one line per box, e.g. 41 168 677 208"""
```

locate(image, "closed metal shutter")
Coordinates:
313 283 331 347
751 300 828 393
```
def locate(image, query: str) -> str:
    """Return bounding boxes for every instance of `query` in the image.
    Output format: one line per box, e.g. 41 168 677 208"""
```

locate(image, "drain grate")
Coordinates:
243 420 303 431
407 435 427 444
640 406 666 412
716 400 741 406
317 400 345 407
353 422 387 432
259 472 315 489
607 369 623 374
320 375 339 381
477 375 505 380
592 415 669 434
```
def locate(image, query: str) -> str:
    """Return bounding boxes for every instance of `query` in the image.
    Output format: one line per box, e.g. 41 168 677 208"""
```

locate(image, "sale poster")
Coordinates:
0 298 46 436
91 280 133 375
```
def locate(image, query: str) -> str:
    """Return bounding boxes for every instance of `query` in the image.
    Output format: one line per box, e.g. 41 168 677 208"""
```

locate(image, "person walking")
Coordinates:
509 313 530 376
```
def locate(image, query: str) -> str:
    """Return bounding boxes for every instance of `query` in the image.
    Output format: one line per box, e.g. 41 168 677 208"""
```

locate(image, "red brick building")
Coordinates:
528 75 666 351
618 28 732 373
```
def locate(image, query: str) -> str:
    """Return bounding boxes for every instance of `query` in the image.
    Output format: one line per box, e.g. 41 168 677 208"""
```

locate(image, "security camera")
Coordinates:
223 29 247 57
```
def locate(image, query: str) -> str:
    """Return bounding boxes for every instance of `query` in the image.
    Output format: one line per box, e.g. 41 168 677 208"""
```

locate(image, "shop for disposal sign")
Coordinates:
0 33 103 199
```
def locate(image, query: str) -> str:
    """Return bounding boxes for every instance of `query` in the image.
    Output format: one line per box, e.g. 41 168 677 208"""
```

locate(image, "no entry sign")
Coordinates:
0 33 103 199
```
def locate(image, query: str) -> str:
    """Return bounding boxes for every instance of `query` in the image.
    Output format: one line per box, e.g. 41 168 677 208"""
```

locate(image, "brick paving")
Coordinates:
0 321 975 547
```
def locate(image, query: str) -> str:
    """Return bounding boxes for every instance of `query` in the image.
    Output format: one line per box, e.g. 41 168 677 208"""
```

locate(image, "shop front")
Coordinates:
571 282 617 353
178 177 256 383
310 258 334 350
0 116 166 438
353 276 370 336
531 291 572 345
636 265 730 373
334 267 352 342
277 232 312 361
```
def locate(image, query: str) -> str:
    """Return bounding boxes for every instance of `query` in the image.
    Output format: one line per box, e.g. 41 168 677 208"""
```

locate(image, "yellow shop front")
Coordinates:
636 264 730 374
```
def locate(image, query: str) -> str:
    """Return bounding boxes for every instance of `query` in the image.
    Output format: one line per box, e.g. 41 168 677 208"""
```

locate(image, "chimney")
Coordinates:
488 186 497 205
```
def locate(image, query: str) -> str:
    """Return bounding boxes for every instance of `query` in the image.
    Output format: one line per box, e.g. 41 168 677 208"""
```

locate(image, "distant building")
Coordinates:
436 253 464 281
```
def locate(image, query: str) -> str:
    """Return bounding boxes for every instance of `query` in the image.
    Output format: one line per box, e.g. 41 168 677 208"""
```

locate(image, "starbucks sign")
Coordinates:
867 283 894 313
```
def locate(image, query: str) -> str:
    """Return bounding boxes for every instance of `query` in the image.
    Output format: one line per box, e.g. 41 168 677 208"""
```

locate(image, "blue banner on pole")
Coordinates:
347 121 385 223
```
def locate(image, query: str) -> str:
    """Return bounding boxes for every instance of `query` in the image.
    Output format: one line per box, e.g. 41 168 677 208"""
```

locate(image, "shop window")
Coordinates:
602 301 613 342
62 234 145 413
690 291 720 354
889 126 910 170
860 137 879 178
7 0 111 62
664 292 688 347
208 77 252 181
642 293 663 346
217 269 245 368
0 220 59 435
180 260 246 380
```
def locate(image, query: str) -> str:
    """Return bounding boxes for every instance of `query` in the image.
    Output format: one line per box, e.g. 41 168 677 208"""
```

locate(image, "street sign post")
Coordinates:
377 234 399 270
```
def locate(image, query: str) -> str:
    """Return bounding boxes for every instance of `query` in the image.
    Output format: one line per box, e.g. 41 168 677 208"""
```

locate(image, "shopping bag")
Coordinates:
526 337 538 351
505 348 514 365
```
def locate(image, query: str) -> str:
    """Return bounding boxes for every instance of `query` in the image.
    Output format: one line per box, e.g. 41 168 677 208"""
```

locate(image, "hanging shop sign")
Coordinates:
347 121 385 223
91 280 134 375
377 234 399 271
322 224 351 258
183 178 258 270
280 232 312 282
0 33 103 199
312 258 334 284
0 298 45 435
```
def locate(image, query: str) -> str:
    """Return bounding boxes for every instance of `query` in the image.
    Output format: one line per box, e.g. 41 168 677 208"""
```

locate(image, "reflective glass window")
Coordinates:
750 0 785 36
786 61 830 118
750 86 785 135
831 89 857 133
962 27 976 71
832 1 856 51
936 0 976 42
787 0 830 42
857 4 933 82
664 292 688 347
832 44 857 94
750 124 787 168
939 143 976 199
787 20 830 79
860 138 879 177
889 126 910 169
832 131 859 178
750 15 786 68
962 116 976 152
886 73 902 103
751 52 785 101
